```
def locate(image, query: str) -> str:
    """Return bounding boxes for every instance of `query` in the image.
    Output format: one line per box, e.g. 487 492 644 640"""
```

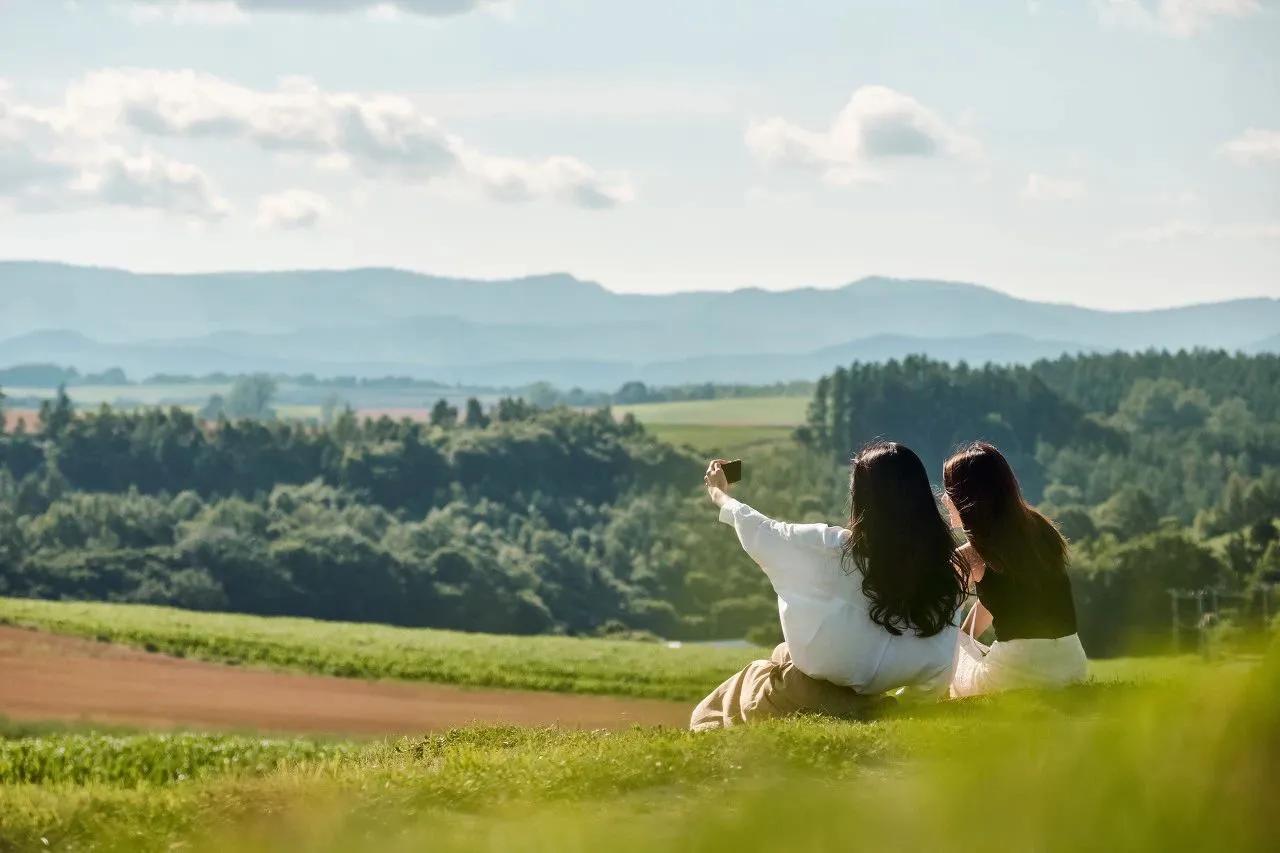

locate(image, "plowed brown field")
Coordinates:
0 626 690 735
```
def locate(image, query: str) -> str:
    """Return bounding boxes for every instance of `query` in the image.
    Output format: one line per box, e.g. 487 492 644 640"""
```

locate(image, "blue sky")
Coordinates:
0 0 1276 308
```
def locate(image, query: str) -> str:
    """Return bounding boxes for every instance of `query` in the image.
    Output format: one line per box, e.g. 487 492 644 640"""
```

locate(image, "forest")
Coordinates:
0 349 1277 656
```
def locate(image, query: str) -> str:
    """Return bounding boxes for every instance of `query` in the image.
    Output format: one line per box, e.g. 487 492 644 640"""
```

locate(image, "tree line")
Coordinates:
1 349 1278 654
799 351 1280 653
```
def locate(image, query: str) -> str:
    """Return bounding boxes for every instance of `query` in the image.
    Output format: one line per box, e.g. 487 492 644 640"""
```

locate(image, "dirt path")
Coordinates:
0 626 690 735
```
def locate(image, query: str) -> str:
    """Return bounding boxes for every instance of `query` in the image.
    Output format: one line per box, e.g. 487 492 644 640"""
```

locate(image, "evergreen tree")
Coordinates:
464 398 490 429
38 385 75 438
429 399 458 428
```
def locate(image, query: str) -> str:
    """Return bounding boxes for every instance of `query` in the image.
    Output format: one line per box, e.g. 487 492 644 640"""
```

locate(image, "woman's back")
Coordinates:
718 498 959 696
944 442 1088 697
975 563 1077 641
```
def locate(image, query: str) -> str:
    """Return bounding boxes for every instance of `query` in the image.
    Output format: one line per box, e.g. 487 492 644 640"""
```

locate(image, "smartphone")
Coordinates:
721 459 743 484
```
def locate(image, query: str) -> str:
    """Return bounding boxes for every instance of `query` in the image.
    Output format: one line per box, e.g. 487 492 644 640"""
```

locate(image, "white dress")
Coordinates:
718 498 959 698
949 604 1088 698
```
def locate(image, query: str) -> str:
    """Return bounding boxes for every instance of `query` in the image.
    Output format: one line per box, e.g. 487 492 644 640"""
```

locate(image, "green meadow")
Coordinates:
0 632 1274 852
613 395 808 457
0 598 1190 700
0 598 759 702
613 396 809 427
639 423 797 458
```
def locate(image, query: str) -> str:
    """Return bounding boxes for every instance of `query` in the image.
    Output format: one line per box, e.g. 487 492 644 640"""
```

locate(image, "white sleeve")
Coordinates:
717 498 845 591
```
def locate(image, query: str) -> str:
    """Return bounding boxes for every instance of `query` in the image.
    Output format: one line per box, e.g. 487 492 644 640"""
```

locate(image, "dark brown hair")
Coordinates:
842 441 967 637
943 442 1068 578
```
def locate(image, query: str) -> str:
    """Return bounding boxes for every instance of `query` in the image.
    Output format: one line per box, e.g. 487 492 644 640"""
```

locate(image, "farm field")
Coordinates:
613 395 809 427
0 599 763 702
614 396 809 457
0 409 38 433
3 384 230 407
641 423 797 458
0 625 689 736
0 598 1209 707
4 384 506 419
0 625 1274 851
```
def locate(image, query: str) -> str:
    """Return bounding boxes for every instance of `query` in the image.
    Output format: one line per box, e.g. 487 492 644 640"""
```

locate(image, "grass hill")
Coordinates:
0 597 1274 853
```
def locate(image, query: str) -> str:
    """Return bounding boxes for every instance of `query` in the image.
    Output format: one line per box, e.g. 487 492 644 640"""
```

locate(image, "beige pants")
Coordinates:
689 643 885 731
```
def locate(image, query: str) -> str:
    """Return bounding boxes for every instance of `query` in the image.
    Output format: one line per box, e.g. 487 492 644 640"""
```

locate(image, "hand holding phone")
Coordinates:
705 458 743 487
704 459 742 508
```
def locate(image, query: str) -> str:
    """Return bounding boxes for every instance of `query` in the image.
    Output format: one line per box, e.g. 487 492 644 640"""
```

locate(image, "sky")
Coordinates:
0 0 1277 309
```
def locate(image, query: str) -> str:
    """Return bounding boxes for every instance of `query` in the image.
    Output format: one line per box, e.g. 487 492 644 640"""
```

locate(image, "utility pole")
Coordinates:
1196 591 1208 660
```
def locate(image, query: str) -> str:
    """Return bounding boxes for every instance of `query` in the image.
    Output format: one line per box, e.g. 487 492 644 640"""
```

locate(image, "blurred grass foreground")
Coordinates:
0 640 1276 852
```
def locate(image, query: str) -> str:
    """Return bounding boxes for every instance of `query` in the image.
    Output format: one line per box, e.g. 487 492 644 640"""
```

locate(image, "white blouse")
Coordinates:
718 498 958 697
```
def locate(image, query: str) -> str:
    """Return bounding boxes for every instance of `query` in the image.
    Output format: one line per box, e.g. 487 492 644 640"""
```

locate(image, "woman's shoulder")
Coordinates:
721 500 850 556
789 521 852 554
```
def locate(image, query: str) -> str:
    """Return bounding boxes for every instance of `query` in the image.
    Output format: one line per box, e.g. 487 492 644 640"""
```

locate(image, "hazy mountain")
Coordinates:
1247 333 1280 353
0 261 1276 388
635 333 1101 387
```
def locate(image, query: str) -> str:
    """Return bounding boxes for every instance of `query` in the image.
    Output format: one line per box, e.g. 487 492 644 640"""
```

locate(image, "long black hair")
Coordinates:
943 442 1068 578
841 441 967 637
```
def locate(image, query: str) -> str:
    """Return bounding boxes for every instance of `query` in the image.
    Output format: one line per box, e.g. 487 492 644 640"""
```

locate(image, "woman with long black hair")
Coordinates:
691 441 968 730
943 442 1088 697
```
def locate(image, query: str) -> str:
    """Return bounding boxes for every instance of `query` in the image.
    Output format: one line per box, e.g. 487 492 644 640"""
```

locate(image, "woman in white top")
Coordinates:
690 441 969 731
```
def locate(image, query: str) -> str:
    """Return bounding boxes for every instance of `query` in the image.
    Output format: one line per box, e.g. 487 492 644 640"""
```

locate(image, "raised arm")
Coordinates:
704 460 845 591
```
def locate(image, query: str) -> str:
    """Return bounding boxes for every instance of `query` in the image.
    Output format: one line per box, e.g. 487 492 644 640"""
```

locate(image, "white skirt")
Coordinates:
950 632 1088 699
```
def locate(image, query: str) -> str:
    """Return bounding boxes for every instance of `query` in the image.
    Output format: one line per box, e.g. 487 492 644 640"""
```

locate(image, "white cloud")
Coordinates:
124 1 249 25
256 189 330 230
1115 220 1280 244
1022 172 1087 201
1095 0 1261 37
0 90 73 203
81 149 231 220
745 85 981 186
456 149 635 208
127 0 503 22
1159 0 1260 36
1218 128 1280 165
63 69 634 208
0 140 77 207
1 83 228 220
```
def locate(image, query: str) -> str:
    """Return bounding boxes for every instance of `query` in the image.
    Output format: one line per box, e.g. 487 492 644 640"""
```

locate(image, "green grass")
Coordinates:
613 395 809 458
614 396 809 427
0 598 1189 706
642 423 797 457
0 598 764 702
0 733 355 787
0 652 1275 852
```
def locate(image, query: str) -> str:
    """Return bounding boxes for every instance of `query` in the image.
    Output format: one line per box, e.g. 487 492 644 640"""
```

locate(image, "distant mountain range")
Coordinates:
1 261 1276 389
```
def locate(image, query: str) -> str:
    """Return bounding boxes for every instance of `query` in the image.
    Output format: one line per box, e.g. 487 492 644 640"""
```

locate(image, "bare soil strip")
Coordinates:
0 626 690 735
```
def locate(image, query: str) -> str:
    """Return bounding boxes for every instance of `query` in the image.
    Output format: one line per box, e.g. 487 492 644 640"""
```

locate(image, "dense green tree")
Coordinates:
1117 379 1211 431
223 375 277 420
429 399 458 428
464 398 490 429
1 351 1276 650
1072 531 1226 655
38 386 74 438
1094 487 1161 538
